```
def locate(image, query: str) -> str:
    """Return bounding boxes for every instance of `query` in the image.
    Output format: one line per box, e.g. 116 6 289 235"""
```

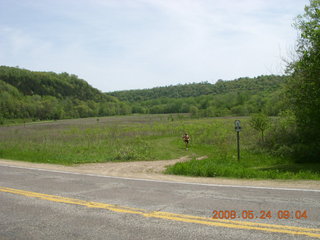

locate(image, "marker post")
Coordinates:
234 120 241 162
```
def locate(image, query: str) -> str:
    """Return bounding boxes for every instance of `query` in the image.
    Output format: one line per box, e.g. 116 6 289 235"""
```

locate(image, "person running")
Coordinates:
182 133 190 150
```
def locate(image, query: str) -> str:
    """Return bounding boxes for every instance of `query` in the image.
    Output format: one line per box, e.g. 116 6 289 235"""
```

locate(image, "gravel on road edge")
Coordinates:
0 158 319 190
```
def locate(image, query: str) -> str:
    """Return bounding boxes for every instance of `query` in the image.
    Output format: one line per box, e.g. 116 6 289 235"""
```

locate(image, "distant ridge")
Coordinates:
109 75 287 102
0 65 288 122
0 66 130 121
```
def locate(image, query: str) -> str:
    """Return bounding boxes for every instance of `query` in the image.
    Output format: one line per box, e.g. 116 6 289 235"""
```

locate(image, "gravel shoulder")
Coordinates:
0 158 319 190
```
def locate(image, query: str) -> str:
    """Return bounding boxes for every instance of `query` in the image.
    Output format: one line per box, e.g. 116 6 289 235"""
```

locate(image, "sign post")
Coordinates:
234 120 241 162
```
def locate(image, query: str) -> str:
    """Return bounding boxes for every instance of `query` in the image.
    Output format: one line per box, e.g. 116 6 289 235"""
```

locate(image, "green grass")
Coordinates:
0 115 191 165
0 114 319 180
165 151 320 180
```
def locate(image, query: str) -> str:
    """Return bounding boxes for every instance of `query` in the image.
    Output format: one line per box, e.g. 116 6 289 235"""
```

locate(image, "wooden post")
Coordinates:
237 131 240 162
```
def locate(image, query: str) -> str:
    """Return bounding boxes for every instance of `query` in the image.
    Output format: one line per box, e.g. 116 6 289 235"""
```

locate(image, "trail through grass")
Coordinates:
0 114 319 180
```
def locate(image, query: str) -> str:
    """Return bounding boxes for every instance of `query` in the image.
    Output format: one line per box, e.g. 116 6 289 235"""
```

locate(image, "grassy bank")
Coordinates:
0 114 319 180
165 152 320 180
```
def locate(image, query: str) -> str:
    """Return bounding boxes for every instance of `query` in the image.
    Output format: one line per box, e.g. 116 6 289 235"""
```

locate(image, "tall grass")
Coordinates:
165 151 320 180
0 115 190 164
164 117 320 180
1 114 319 180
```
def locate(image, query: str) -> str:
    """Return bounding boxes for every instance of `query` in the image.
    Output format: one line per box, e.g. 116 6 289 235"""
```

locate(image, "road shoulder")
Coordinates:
0 158 319 190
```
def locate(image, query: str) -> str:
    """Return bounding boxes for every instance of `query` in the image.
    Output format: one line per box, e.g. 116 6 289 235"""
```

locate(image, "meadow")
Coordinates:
0 114 319 180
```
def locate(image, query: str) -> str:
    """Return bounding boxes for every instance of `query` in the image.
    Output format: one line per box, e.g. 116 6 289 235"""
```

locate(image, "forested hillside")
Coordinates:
0 66 287 123
0 66 130 122
110 75 288 117
111 75 285 102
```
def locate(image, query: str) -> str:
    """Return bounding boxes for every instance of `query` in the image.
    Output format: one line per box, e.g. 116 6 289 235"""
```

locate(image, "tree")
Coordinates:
189 106 199 117
250 114 270 142
286 0 320 161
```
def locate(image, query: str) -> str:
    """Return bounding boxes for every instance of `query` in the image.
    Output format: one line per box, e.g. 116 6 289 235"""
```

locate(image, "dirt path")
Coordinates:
0 157 319 190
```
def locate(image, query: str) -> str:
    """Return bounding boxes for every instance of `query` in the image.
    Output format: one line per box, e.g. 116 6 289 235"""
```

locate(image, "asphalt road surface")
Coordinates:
0 164 319 240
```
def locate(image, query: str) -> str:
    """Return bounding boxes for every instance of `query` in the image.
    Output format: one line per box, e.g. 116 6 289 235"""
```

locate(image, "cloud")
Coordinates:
0 26 51 63
0 0 309 91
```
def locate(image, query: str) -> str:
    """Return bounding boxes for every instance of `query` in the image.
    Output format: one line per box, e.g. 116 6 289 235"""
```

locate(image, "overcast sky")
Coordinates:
0 0 309 92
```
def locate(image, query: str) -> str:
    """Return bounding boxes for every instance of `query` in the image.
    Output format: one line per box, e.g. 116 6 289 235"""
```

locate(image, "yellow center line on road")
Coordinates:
1 186 320 238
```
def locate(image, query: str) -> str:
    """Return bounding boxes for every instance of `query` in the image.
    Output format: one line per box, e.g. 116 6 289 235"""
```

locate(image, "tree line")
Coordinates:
111 75 287 117
269 0 320 162
0 66 286 122
110 75 286 102
0 66 131 122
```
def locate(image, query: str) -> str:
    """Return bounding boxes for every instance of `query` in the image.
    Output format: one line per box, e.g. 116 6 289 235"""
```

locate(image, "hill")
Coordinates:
0 66 116 102
110 75 286 102
0 66 130 122
0 66 288 123
109 75 288 117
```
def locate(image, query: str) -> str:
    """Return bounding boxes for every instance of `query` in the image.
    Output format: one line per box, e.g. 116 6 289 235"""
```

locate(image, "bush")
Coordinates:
262 111 298 159
249 113 271 142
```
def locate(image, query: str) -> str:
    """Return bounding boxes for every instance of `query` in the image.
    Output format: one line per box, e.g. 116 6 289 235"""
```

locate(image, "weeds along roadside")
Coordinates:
166 115 320 180
0 114 204 164
0 115 250 164
0 114 319 180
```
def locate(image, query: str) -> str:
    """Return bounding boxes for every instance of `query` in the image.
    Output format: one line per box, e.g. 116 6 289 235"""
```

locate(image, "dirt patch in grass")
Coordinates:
0 157 319 190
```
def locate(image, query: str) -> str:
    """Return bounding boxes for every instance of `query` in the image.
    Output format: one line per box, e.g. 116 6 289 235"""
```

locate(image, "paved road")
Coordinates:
0 165 319 240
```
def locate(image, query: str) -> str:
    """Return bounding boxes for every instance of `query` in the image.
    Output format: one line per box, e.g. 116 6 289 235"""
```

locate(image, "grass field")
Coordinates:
0 114 319 180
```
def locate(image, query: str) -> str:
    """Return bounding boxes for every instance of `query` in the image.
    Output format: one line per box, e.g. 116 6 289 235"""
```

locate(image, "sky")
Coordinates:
0 0 309 92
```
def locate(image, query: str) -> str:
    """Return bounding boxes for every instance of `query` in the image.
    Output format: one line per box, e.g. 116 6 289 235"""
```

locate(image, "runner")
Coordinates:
182 133 190 150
